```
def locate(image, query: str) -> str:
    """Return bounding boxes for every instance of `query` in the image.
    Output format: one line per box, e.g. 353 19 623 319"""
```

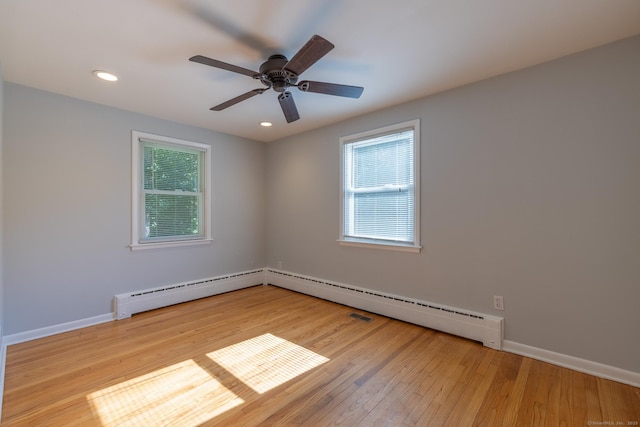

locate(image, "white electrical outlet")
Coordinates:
277 261 283 270
493 295 504 310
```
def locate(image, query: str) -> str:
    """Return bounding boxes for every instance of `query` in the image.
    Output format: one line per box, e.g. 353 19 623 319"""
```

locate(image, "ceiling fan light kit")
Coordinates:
190 35 364 123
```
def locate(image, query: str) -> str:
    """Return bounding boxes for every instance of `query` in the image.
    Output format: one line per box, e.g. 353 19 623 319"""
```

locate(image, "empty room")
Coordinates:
0 0 639 425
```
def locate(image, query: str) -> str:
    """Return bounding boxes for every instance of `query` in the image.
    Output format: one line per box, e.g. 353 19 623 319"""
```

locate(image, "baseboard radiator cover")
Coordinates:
266 269 503 350
114 269 266 319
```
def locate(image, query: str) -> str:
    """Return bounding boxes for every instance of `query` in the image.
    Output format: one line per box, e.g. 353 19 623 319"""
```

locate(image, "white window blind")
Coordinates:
340 120 420 251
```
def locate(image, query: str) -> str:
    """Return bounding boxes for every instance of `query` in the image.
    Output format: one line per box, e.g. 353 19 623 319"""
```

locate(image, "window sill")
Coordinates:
337 238 422 253
130 239 213 251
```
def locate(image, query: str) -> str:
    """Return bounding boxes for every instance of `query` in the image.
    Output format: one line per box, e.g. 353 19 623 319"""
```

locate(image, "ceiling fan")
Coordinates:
189 35 364 123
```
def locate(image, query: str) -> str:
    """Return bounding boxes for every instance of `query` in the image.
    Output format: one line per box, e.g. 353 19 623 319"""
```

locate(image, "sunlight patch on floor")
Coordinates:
207 333 330 394
86 359 243 426
85 334 328 425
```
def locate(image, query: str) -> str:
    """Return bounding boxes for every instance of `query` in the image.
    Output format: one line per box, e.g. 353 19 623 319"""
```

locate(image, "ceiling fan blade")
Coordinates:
298 80 364 98
211 89 266 111
278 91 300 123
190 55 260 78
283 35 334 77
185 4 275 57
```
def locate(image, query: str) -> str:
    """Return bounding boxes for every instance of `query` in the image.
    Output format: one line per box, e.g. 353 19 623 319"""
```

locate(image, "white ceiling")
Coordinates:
1 0 639 142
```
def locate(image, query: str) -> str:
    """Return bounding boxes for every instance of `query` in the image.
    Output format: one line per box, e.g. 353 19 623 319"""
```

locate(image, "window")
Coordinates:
131 131 211 250
340 120 420 252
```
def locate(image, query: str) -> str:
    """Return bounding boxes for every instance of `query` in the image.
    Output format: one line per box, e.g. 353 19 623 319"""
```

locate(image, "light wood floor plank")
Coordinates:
2 285 639 426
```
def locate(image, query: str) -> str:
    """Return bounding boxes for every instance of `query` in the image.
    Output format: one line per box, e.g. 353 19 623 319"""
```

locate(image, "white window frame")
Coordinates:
339 119 421 253
130 130 212 251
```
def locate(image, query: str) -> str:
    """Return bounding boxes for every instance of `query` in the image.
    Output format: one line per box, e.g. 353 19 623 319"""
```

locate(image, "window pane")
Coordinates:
353 137 413 188
144 146 200 192
144 194 201 239
141 141 203 242
351 190 414 241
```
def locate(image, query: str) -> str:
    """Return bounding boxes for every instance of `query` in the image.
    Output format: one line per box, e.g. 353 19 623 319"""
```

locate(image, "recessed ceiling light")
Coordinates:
260 121 273 127
93 70 118 82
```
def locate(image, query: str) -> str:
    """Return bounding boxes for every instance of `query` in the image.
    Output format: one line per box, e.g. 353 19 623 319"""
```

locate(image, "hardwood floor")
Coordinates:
2 285 639 426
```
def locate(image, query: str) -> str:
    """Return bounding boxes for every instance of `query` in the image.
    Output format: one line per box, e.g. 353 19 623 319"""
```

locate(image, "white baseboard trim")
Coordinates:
503 340 640 388
2 313 114 347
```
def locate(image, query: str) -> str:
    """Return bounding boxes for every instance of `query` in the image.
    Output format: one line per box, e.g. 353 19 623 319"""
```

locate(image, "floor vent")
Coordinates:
266 268 503 350
349 313 373 323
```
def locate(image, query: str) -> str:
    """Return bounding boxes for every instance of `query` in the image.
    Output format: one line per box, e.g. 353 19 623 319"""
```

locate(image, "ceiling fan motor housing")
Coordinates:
259 54 298 92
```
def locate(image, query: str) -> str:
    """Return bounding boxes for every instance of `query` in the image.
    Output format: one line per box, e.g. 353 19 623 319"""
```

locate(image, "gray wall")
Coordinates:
266 35 640 373
3 84 266 335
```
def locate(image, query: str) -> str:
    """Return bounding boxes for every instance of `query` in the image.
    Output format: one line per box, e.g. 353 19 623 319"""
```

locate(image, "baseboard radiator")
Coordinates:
114 268 503 350
266 269 503 350
114 269 265 319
